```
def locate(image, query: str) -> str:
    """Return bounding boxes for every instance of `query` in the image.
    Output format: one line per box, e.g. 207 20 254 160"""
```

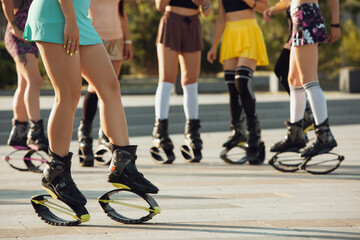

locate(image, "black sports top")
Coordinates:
169 0 198 10
222 0 251 12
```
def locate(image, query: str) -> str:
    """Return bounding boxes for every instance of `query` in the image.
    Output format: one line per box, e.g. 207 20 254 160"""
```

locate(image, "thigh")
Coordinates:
292 44 318 84
36 42 82 99
223 58 238 71
13 54 42 84
157 43 179 84
111 60 122 78
178 51 201 85
79 44 120 98
237 57 257 71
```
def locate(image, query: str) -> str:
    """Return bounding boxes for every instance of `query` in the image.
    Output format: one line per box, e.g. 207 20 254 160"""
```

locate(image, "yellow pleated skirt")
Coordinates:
220 19 269 66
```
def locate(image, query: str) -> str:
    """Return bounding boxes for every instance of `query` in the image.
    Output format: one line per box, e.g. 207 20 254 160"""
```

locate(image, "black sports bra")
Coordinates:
222 0 251 12
169 0 198 10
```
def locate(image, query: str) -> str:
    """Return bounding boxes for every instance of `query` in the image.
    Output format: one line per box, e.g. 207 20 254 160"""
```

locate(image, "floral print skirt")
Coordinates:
290 3 328 46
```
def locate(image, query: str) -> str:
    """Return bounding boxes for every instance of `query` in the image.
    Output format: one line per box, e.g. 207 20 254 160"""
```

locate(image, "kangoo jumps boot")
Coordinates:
108 145 159 194
246 116 265 165
7 119 28 147
27 119 49 151
270 120 307 153
185 119 203 151
222 118 247 149
300 118 337 158
152 119 174 151
78 120 94 167
303 103 314 133
42 150 87 206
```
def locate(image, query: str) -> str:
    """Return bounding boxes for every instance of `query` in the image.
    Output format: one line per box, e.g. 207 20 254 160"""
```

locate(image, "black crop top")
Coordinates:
222 0 251 12
169 0 198 9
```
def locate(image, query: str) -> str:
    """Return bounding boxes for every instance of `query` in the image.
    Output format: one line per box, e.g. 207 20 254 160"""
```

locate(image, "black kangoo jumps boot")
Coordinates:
223 118 247 149
42 150 87 206
185 119 203 151
300 119 337 158
7 119 28 147
27 119 49 151
303 103 314 133
152 119 174 150
108 145 159 194
78 120 94 166
246 117 265 165
270 120 307 153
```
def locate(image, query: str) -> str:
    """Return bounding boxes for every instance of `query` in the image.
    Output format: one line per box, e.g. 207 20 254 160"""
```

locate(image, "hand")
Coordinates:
263 8 273 22
328 27 341 44
10 25 24 39
123 44 133 61
64 20 80 56
207 47 217 64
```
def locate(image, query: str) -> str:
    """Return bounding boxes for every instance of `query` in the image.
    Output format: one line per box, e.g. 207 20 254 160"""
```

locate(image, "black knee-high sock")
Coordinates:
235 66 256 126
225 70 243 123
83 91 98 123
274 48 290 94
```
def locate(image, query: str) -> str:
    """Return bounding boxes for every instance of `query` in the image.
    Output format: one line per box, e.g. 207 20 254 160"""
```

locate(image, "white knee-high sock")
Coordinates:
289 85 306 123
155 82 173 119
182 82 199 119
303 81 328 125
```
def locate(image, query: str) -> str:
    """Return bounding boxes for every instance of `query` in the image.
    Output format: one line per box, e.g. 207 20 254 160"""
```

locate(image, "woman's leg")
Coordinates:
221 58 247 148
111 60 122 78
293 44 328 126
270 48 307 153
235 57 263 163
292 44 337 157
12 65 27 121
152 44 179 152
36 42 87 206
156 44 178 120
13 54 48 150
37 42 82 156
178 51 202 150
79 44 128 146
13 54 43 122
7 64 28 147
178 50 201 119
80 43 158 193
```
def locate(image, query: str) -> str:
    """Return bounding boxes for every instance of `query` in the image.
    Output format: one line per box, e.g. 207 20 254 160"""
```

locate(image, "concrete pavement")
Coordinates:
0 92 359 239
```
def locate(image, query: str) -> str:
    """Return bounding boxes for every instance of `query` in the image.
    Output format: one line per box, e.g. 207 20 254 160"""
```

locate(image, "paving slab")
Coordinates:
0 123 359 239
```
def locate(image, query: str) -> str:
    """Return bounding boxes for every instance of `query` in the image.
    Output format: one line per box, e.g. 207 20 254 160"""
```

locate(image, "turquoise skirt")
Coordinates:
23 0 101 45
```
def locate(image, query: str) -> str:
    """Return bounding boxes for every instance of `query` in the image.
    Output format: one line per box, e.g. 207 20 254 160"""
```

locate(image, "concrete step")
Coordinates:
0 98 359 144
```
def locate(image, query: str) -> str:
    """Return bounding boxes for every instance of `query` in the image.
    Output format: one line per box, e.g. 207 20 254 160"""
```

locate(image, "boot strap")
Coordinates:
112 151 135 176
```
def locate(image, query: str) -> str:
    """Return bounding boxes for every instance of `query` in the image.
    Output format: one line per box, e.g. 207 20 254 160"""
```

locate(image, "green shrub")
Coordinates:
0 41 17 88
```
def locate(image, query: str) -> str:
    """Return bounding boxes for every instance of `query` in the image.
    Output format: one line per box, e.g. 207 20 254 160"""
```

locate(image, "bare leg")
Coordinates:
14 54 43 121
79 44 129 146
86 59 122 94
157 43 179 84
37 42 82 156
12 64 27 121
178 51 201 85
292 44 318 85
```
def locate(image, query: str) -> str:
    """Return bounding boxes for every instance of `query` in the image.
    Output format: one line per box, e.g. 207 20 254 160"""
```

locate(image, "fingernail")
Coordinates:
75 50 78 54
67 50 69 54
70 53 73 57
64 45 66 48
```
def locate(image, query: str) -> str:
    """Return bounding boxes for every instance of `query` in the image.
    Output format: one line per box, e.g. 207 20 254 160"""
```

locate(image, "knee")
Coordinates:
99 79 121 103
235 66 253 93
288 76 298 86
56 87 81 112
